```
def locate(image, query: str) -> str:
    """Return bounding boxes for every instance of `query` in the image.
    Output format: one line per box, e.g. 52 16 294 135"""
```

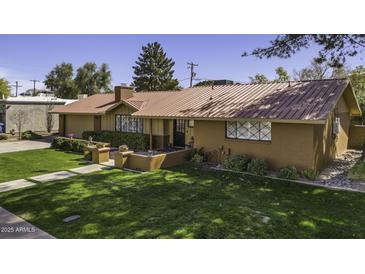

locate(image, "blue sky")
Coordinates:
1 34 365 95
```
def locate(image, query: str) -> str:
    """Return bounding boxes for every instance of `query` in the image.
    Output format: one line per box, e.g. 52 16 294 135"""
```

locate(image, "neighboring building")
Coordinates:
19 89 55 97
51 79 361 171
0 96 76 133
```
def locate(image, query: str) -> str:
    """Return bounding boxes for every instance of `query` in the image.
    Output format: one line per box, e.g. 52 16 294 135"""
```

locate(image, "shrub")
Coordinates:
21 130 42 140
0 134 8 140
82 131 149 150
191 153 204 164
51 137 87 153
302 169 318 181
278 166 299 180
222 154 251 172
248 159 268 176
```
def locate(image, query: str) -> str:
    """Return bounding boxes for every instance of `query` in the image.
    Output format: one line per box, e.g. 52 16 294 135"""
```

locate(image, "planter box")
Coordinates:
85 146 110 164
120 149 192 172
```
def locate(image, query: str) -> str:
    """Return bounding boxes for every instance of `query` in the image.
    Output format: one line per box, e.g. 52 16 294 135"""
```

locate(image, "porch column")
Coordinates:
149 118 153 150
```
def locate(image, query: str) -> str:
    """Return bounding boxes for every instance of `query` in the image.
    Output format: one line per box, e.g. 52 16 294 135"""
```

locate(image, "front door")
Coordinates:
173 119 185 147
94 116 101 131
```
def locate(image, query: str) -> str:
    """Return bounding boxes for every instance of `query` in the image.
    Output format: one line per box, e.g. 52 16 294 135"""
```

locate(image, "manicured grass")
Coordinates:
1 164 365 238
0 149 87 183
348 161 365 181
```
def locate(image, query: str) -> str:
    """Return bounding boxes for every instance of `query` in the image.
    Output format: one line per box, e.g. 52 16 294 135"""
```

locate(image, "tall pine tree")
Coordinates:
132 42 179 91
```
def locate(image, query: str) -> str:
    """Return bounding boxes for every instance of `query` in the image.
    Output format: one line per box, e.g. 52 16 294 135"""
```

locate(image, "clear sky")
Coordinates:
1 34 365 95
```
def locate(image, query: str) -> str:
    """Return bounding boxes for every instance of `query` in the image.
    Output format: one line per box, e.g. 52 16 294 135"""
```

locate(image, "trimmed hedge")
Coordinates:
223 154 251 172
248 159 268 176
82 131 149 150
278 166 299 180
21 130 42 140
51 137 88 153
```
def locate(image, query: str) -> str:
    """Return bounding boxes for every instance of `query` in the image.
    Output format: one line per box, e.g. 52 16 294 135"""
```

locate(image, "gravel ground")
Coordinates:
315 150 365 192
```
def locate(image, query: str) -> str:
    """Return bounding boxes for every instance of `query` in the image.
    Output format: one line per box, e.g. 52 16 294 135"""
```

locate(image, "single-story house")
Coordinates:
0 96 76 134
51 79 361 171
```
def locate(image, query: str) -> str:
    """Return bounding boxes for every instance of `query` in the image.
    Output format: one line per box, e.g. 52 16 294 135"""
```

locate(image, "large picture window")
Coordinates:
226 121 271 141
115 115 143 133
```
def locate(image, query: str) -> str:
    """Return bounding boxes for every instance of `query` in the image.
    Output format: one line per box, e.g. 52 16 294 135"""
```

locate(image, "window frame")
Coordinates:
225 121 271 142
115 114 143 133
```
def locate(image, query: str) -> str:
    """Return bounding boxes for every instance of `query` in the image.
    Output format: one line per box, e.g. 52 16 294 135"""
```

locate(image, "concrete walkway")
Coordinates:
0 179 36 193
0 140 51 154
30 171 77 183
70 164 109 174
0 207 55 239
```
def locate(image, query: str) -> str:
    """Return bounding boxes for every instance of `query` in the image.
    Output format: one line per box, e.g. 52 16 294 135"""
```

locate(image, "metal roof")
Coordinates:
51 79 360 121
132 79 358 121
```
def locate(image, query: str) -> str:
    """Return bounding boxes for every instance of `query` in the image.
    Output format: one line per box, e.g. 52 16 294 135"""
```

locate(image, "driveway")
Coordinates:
0 140 51 154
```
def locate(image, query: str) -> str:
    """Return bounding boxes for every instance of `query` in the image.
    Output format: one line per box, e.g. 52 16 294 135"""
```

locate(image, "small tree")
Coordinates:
249 73 269 83
10 109 28 140
44 98 56 133
0 78 11 99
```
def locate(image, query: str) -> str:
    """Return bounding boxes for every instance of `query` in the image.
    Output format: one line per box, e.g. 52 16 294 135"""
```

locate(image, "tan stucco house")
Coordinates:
51 79 361 171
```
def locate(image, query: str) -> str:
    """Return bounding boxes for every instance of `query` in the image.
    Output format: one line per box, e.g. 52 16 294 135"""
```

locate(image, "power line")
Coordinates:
187 62 198 88
29 80 41 96
10 81 23 96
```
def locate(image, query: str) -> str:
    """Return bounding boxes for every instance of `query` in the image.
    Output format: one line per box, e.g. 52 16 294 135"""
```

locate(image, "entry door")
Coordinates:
173 119 186 147
94 116 101 131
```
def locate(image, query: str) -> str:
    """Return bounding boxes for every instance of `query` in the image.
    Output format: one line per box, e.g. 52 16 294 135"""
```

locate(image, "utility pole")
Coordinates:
187 62 198 88
11 81 23 97
30 80 40 96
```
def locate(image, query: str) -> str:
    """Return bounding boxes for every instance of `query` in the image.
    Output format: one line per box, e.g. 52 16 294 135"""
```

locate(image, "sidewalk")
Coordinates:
0 140 51 154
0 207 55 239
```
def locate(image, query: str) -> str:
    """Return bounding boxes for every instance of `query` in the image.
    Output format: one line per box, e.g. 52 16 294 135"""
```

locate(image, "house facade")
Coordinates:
51 79 361 171
0 96 76 134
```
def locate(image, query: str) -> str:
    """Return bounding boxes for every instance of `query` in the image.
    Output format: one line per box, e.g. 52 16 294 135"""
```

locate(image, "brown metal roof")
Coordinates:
132 79 358 121
51 79 360 121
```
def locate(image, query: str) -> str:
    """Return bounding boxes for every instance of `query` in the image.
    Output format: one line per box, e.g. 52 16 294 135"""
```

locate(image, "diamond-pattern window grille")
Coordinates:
237 121 249 139
117 115 143 133
249 122 260 140
226 121 237 138
115 115 121 131
226 121 271 141
260 122 271 141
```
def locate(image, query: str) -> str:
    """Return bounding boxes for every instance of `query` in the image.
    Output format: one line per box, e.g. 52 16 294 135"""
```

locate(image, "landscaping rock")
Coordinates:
63 215 80 223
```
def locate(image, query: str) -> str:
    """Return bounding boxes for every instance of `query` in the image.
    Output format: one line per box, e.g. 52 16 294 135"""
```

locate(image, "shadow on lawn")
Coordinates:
1 165 365 239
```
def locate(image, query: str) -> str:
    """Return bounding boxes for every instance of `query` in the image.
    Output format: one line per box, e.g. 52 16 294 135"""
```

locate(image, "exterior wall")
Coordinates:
64 114 94 138
313 95 352 170
101 104 134 131
5 103 60 133
348 125 365 149
194 120 316 170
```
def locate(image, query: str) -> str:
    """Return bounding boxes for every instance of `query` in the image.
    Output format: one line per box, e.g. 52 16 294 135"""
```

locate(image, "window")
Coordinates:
115 115 143 133
226 121 271 141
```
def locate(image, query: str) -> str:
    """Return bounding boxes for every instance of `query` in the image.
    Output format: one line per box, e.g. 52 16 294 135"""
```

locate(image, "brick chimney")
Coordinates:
114 84 134 101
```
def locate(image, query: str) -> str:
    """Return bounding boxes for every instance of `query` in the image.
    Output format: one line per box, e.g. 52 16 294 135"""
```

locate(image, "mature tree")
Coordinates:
44 63 79 99
74 62 98 96
132 42 179 91
331 66 351 79
0 78 11 98
97 63 112 93
243 35 365 68
293 59 330 80
249 73 269 83
274 66 290 82
10 109 28 140
74 62 112 95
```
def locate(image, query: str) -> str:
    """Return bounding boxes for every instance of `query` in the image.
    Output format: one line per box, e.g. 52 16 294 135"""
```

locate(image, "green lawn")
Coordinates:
1 164 365 238
348 161 365 181
0 149 87 183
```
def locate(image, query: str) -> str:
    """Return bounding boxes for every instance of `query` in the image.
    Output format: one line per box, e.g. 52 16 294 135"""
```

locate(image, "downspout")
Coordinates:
149 118 153 150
